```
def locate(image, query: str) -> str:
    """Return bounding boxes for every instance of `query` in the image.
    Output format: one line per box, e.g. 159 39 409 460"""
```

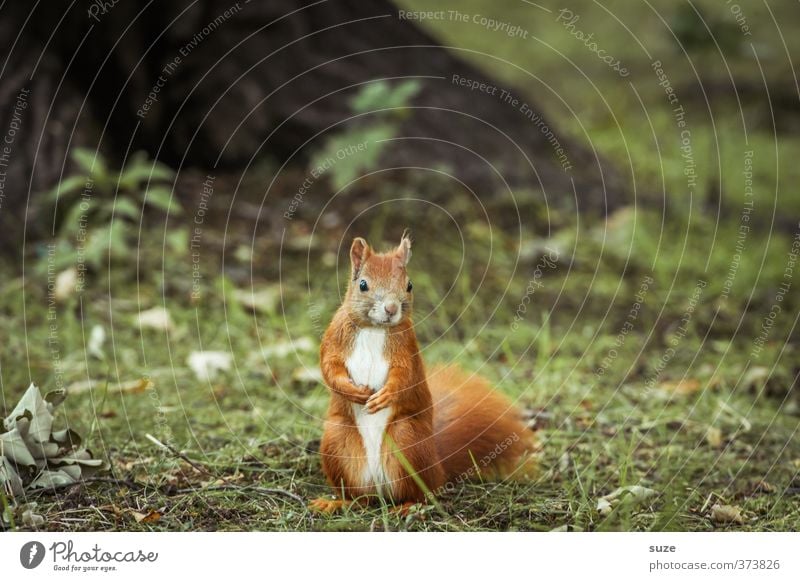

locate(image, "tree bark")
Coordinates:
0 0 627 252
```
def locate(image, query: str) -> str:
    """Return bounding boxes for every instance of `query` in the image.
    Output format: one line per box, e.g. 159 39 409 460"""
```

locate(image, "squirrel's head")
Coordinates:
346 231 413 327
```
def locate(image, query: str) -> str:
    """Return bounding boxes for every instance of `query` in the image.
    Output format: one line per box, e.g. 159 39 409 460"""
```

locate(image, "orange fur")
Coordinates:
315 235 535 508
428 365 535 482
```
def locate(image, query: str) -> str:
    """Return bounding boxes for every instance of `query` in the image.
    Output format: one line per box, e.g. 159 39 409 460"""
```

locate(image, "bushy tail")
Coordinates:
428 365 536 483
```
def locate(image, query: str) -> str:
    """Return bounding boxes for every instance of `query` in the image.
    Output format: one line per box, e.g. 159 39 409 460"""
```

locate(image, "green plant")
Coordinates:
309 80 421 191
44 148 181 271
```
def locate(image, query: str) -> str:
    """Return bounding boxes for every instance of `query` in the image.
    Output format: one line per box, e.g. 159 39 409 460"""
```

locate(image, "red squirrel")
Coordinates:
311 233 535 512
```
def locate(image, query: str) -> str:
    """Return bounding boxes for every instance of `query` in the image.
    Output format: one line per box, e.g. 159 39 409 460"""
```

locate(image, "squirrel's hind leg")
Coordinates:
384 419 445 503
320 418 370 498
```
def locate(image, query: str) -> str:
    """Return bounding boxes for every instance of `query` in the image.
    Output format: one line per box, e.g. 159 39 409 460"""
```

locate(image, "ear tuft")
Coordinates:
350 237 370 279
396 230 412 266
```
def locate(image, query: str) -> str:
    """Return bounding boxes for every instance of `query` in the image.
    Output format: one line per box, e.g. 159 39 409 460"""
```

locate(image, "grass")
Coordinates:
1 0 799 531
1 196 797 530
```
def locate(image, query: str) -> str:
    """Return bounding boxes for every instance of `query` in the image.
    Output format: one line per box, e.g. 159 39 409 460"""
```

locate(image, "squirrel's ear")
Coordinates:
350 237 370 278
396 230 412 266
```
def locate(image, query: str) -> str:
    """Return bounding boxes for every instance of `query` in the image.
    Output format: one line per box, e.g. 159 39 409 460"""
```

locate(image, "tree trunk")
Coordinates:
1 0 626 252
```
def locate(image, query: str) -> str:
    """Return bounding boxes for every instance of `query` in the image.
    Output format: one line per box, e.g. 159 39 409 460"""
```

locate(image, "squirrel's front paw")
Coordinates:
350 385 373 405
335 381 372 404
365 390 394 413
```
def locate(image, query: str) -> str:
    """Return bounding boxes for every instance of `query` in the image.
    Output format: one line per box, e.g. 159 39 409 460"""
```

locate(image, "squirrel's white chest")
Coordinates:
345 328 389 391
346 328 391 491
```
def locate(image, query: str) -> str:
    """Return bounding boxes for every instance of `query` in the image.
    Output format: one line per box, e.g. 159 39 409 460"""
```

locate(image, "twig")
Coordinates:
79 477 146 489
145 433 214 477
76 475 304 505
176 484 304 504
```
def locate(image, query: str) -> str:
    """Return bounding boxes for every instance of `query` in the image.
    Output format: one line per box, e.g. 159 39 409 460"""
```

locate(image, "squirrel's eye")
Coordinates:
359 279 369 292
407 280 413 292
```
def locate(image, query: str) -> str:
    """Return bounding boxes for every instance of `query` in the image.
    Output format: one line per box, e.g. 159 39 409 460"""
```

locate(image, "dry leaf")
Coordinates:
597 498 613 516
550 524 584 532
710 503 744 524
0 430 38 466
706 426 723 448
54 268 78 302
67 377 153 395
0 456 23 496
87 325 106 359
21 505 45 527
4 384 53 443
187 351 232 381
136 307 174 332
1 383 106 497
233 286 280 314
659 379 701 395
753 480 775 494
115 378 154 394
741 366 770 393
28 469 76 489
292 366 323 385
131 510 162 523
260 337 315 359
598 485 658 515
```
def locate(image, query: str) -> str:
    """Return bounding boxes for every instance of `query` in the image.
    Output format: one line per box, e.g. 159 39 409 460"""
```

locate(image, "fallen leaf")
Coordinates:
136 307 174 332
260 336 315 360
0 456 24 496
518 239 565 262
4 383 53 443
706 426 723 448
67 377 153 395
558 452 572 473
50 449 104 468
58 464 82 480
659 379 701 395
550 524 584 532
2 383 106 496
740 366 792 398
20 504 45 527
710 503 744 524
44 389 67 411
292 366 323 385
55 268 78 302
0 430 38 466
21 511 45 527
741 366 770 394
597 498 613 516
233 286 280 314
233 245 253 263
51 428 82 448
598 485 658 515
596 207 637 252
87 325 106 359
187 351 232 381
28 469 77 489
131 510 162 524
752 480 775 494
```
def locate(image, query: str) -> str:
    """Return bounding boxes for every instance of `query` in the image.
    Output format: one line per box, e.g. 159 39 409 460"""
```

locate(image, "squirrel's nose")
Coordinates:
384 303 398 316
